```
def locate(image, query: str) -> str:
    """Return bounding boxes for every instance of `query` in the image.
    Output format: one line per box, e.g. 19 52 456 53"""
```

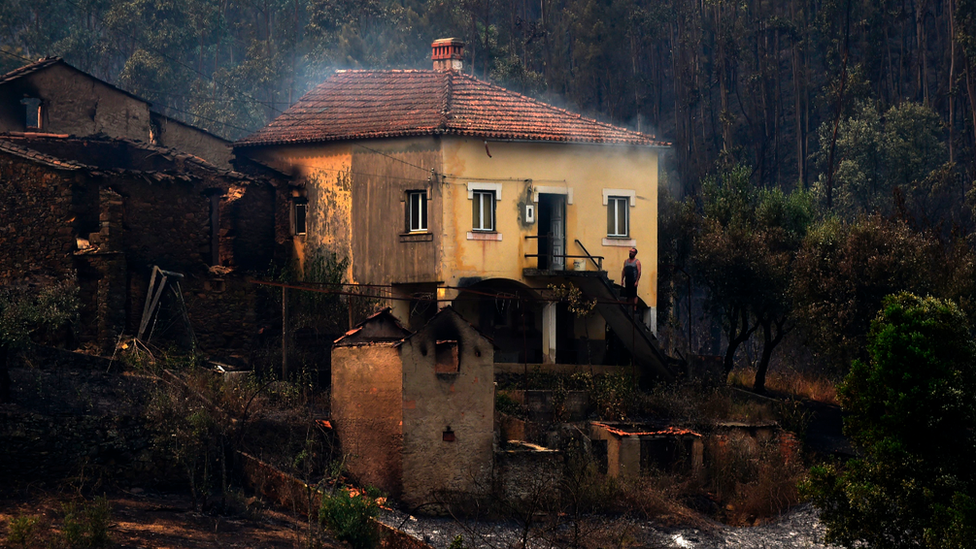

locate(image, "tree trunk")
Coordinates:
754 316 789 394
724 307 758 376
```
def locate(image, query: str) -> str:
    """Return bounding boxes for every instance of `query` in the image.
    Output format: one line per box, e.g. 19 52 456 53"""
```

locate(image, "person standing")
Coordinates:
620 247 641 314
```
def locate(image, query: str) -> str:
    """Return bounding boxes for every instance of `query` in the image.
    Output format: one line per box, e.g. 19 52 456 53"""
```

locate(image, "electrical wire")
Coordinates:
354 143 435 175
0 49 33 64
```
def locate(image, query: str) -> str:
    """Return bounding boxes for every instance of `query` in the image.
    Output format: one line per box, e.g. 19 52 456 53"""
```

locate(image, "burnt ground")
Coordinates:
0 490 343 549
0 352 850 549
378 503 835 549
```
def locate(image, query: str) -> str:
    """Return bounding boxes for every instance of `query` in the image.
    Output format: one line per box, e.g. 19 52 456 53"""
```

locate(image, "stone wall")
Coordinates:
223 182 277 272
1 137 278 359
0 411 161 488
493 445 563 505
0 153 78 283
185 275 261 359
151 113 233 169
0 62 152 141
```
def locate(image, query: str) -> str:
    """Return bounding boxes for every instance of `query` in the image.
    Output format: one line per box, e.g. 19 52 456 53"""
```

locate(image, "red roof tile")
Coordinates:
592 422 701 438
237 70 667 147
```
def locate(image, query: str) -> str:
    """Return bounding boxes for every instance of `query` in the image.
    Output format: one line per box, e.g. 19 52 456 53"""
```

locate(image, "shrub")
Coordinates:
7 514 42 548
803 293 976 548
57 497 113 549
319 487 379 549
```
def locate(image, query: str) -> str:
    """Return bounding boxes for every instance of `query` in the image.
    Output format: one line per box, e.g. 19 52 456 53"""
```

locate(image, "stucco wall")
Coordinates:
588 425 624 478
242 139 443 286
0 64 151 141
438 138 659 310
398 311 494 508
349 144 441 285
331 343 405 497
238 135 661 326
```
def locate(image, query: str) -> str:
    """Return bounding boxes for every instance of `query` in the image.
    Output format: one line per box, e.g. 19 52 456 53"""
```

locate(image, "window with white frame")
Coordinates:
607 196 629 237
472 190 495 231
407 190 428 232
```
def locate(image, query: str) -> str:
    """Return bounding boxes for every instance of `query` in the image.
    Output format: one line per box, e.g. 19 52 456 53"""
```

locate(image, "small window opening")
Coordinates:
292 199 308 236
435 339 459 374
21 98 41 130
443 427 456 442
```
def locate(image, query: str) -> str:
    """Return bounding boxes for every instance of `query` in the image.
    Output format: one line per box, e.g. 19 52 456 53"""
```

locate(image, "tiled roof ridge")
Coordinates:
449 71 655 141
439 70 453 131
0 133 251 180
0 137 86 171
0 56 63 86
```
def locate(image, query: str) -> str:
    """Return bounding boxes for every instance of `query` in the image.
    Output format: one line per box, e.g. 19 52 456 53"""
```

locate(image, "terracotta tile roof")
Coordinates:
592 422 701 438
237 70 667 148
0 137 85 171
0 133 252 181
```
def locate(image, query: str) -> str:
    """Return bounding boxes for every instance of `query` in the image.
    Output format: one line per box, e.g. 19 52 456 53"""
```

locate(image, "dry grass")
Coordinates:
728 367 838 404
708 438 806 526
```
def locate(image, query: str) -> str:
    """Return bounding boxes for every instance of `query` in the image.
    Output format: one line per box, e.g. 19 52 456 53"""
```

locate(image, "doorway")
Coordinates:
537 194 566 270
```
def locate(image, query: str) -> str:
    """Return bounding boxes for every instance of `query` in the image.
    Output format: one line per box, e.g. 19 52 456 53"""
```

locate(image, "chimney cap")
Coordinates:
432 38 464 71
431 37 465 54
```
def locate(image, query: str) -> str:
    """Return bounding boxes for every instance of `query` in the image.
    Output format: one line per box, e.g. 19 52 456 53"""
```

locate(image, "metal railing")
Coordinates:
523 234 604 271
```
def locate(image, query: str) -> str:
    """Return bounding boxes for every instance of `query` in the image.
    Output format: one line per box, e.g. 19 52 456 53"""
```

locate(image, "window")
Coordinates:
472 190 495 231
607 196 629 237
20 98 41 130
466 182 501 236
407 190 428 232
292 200 307 236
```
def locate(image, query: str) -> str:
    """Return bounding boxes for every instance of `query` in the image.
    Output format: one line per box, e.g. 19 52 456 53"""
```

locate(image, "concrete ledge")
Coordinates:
494 362 629 376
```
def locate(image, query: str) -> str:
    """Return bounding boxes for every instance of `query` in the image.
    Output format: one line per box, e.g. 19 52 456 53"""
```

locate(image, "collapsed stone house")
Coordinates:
0 56 232 168
330 306 495 508
0 58 283 359
0 134 277 356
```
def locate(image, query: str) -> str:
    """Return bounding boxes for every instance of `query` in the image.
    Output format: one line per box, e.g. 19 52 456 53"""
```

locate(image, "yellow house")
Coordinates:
236 39 673 378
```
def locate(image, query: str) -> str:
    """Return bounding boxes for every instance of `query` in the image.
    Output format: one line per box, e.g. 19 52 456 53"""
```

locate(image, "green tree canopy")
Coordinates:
693 161 814 391
804 293 976 549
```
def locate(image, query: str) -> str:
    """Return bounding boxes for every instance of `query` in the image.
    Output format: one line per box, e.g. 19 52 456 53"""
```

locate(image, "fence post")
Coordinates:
282 286 289 380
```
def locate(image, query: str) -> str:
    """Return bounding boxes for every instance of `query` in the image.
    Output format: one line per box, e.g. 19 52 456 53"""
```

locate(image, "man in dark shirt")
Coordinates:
620 247 641 314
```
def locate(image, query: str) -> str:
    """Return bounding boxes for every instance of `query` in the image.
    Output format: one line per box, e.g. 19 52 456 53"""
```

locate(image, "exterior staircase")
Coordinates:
571 272 679 382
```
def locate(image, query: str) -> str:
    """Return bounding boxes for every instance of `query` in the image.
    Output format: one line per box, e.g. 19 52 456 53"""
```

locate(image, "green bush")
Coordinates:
319 487 379 549
495 391 526 418
803 293 976 548
7 514 41 548
58 497 113 549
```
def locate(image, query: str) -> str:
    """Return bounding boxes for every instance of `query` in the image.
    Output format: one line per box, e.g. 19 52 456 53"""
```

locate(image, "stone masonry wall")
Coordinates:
0 153 78 283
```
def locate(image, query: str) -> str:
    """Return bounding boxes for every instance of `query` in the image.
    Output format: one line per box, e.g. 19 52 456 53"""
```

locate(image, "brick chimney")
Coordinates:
432 38 464 72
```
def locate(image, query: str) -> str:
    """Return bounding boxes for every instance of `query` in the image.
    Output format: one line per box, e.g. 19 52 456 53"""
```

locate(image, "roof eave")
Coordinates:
235 129 668 149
